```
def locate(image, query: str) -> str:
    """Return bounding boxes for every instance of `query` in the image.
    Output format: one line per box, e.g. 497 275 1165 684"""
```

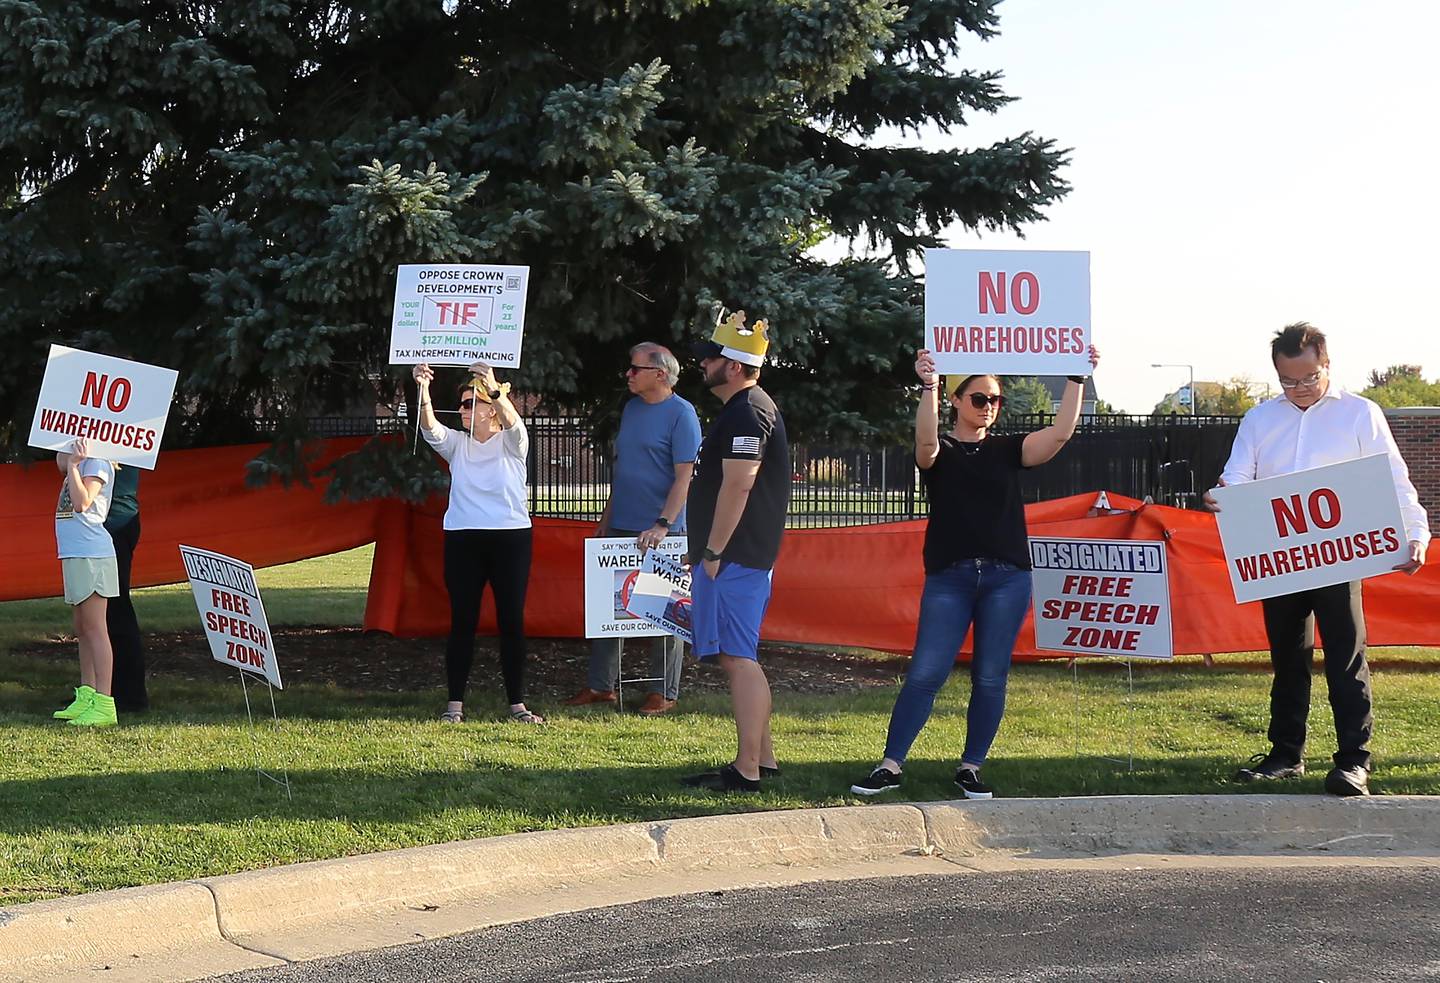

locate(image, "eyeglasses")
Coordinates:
625 364 661 375
966 392 1005 410
1277 370 1324 390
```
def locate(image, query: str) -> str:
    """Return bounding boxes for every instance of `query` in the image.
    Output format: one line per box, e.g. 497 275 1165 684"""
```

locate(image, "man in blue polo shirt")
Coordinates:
566 342 702 714
680 311 790 792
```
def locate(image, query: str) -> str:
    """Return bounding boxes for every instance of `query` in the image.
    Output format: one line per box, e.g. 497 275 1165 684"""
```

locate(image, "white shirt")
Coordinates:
55 459 116 559
423 419 531 531
1220 387 1430 549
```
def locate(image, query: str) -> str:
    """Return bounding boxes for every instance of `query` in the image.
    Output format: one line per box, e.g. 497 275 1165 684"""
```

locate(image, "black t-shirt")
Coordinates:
687 385 790 570
921 433 1031 574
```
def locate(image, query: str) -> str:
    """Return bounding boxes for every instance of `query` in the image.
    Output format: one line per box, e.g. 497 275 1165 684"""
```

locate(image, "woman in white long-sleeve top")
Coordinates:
413 362 543 725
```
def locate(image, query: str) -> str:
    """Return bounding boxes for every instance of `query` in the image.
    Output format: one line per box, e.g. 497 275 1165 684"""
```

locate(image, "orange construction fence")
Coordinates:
3 439 1436 656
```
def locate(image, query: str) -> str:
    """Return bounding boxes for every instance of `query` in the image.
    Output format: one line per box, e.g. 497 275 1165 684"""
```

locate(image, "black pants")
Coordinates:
443 527 532 705
106 514 148 711
1260 580 1372 770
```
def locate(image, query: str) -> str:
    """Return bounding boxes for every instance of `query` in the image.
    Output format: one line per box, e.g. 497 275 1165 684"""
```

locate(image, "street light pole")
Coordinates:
1151 363 1196 415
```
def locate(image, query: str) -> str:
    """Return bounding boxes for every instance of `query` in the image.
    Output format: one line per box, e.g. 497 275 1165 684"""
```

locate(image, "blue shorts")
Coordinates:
690 561 773 662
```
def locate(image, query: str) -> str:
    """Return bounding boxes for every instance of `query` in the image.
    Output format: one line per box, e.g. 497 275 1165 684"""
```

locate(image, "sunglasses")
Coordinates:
965 392 1005 410
625 364 661 375
458 398 477 409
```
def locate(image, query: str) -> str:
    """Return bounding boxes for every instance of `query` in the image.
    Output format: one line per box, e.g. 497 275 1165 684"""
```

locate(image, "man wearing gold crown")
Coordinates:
680 310 791 792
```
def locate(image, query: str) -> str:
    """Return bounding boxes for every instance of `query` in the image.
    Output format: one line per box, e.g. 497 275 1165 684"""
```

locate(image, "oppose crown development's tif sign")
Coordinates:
1211 454 1408 604
28 346 178 470
180 545 282 689
924 248 1092 377
389 264 530 368
1029 537 1174 660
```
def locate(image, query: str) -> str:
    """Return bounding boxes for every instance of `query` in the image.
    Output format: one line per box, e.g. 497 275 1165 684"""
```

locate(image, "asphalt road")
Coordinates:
209 865 1440 982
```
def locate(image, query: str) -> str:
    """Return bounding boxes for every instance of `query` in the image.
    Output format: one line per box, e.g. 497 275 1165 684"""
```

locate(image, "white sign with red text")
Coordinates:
1211 454 1407 604
28 346 178 469
924 248 1091 376
180 545 282 689
1030 537 1173 660
584 536 689 639
389 264 530 367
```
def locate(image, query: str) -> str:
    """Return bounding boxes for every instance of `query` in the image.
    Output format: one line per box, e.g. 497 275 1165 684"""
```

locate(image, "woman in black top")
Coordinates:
851 345 1099 800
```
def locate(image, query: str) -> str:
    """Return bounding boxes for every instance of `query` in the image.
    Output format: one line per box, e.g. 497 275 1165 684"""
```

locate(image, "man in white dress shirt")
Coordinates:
1204 323 1429 796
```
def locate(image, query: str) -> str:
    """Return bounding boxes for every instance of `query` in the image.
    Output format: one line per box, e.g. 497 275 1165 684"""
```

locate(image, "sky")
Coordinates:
831 0 1440 413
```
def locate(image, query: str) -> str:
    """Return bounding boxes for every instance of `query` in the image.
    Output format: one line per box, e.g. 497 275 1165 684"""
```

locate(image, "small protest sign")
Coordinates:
389 264 530 367
29 346 178 469
924 248 1091 376
1030 537 1173 659
1211 454 1407 604
624 550 694 644
179 545 282 689
584 536 688 639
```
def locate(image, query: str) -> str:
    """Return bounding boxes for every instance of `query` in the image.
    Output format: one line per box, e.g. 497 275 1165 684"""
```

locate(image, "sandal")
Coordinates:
439 708 464 724
508 707 545 724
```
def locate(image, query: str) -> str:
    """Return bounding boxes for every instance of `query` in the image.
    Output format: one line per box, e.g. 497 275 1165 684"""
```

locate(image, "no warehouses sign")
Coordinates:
924 249 1092 377
1211 454 1408 604
29 346 178 470
389 264 530 368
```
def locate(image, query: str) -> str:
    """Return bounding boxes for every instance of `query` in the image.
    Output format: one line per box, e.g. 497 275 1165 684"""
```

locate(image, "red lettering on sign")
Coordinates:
1308 488 1341 529
1011 271 1039 314
979 272 1006 314
1272 494 1308 538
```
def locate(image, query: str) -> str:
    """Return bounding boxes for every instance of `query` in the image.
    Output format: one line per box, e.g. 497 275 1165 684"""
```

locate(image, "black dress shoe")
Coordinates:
1234 751 1305 783
1324 765 1370 797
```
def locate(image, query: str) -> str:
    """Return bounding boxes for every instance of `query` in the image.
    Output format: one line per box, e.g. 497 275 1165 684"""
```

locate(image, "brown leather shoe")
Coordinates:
563 688 617 706
637 693 677 715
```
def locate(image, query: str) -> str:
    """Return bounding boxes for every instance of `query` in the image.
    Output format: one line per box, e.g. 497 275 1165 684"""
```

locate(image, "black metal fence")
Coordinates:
257 412 1244 527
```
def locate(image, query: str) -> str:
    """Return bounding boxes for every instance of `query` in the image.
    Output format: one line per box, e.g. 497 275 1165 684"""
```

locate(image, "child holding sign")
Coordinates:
51 437 120 728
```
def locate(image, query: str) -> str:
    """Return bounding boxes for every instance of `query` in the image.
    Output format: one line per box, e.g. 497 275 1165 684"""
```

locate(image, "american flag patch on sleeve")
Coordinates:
731 435 761 456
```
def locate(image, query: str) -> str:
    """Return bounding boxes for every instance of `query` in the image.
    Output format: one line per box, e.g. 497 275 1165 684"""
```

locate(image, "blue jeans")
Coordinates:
883 560 1033 768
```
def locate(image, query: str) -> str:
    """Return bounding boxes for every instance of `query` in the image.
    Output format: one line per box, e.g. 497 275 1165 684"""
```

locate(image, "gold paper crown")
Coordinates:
467 378 511 403
711 310 770 367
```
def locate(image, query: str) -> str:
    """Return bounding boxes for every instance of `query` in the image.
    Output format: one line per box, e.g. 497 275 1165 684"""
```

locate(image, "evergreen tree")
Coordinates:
1 0 1068 490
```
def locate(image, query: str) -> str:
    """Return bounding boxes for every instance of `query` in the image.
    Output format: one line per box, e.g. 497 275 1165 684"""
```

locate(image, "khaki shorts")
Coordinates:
61 557 119 605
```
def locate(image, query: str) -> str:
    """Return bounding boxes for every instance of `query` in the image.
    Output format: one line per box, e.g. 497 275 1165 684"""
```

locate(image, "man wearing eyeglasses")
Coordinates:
1204 322 1430 797
566 343 702 714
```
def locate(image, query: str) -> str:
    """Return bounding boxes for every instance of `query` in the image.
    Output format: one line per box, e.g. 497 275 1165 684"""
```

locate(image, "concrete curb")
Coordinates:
5 794 1439 982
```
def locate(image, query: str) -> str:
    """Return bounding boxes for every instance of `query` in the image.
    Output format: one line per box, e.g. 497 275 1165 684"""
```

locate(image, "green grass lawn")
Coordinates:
2 547 1438 905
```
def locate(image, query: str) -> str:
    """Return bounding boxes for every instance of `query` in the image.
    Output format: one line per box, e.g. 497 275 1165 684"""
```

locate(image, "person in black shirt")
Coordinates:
679 311 790 793
105 464 147 713
850 344 1099 800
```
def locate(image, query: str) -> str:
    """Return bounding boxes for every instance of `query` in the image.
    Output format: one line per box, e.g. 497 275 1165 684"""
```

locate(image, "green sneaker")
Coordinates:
69 693 117 728
53 685 96 720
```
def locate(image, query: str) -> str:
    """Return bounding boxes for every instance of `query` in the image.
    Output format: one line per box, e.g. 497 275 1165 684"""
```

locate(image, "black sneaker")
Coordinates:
849 767 902 796
1234 751 1305 783
954 767 993 800
1324 764 1370 797
680 763 760 793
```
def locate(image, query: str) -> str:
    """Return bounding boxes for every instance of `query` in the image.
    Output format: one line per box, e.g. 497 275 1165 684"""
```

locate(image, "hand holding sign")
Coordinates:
1393 540 1426 576
915 348 938 387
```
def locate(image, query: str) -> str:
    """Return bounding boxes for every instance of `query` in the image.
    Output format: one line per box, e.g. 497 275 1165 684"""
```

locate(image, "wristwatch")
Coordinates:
655 516 671 529
487 388 502 400
702 547 722 562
